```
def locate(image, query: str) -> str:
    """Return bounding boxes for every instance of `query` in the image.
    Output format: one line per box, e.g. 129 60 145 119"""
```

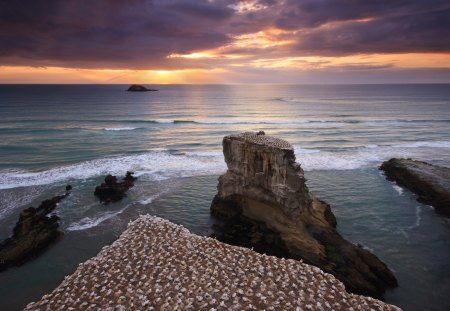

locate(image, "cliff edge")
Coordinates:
211 132 397 298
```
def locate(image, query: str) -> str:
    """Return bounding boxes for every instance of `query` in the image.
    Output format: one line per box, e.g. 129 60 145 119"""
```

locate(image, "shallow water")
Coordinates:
0 84 450 310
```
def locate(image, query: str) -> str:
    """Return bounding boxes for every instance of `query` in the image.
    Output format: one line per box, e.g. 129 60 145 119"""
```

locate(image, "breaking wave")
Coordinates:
0 152 226 190
103 127 139 131
1 139 449 190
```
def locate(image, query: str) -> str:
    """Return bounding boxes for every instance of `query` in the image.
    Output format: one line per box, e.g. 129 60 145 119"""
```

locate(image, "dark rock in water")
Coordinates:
210 132 397 299
0 188 71 272
94 171 137 203
126 84 157 92
65 184 72 191
380 158 450 217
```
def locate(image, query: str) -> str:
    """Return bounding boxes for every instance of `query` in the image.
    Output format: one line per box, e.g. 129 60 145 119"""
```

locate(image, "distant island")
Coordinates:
126 84 158 92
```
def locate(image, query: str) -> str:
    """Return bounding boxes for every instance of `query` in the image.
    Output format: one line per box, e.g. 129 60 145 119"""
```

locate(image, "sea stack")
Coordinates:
210 132 398 298
380 158 450 217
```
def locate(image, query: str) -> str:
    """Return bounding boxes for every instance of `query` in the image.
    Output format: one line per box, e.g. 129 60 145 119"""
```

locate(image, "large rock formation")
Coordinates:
0 187 71 272
94 171 137 204
211 132 397 298
380 158 450 217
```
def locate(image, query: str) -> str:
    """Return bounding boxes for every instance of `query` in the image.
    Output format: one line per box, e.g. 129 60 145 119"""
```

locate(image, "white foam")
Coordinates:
104 127 138 131
185 120 347 127
155 119 175 124
392 184 404 195
365 144 379 149
394 141 450 148
66 209 126 231
296 141 450 171
295 145 414 171
294 147 321 155
2 139 448 190
0 186 44 219
408 206 422 230
0 152 226 190
139 193 162 205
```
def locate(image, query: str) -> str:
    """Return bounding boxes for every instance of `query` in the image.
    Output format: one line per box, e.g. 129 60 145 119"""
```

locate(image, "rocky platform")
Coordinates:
24 215 401 311
211 132 397 299
94 172 137 204
0 187 70 272
380 158 450 217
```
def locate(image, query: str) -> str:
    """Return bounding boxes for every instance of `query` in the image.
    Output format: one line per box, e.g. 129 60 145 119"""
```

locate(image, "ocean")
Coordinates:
0 84 449 310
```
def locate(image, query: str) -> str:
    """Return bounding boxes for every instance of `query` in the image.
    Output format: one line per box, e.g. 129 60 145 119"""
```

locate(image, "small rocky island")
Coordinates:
126 84 157 92
211 132 397 298
380 158 450 217
0 186 71 272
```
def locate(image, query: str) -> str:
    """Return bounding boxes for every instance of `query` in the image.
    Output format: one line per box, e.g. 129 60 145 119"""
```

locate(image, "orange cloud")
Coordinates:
0 66 228 84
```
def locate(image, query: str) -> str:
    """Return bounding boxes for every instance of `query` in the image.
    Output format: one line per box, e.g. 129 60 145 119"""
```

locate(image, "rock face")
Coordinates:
126 84 157 92
211 132 397 298
0 187 70 272
94 171 137 203
380 158 450 217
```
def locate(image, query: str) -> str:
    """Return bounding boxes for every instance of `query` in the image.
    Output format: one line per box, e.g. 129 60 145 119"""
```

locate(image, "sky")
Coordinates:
1 0 450 84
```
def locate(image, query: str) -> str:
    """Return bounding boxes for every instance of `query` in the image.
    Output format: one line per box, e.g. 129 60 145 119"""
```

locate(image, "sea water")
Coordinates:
0 84 449 310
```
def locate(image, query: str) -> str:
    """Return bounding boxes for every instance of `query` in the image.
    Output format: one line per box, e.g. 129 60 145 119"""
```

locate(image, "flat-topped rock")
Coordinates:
211 132 397 298
227 132 293 149
24 215 401 311
380 158 450 217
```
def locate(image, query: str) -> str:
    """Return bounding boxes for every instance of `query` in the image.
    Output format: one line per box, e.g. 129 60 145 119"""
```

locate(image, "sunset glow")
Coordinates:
1 1 449 83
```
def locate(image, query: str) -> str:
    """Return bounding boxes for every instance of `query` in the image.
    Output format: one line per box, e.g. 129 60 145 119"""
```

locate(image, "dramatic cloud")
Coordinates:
0 0 449 82
0 0 234 69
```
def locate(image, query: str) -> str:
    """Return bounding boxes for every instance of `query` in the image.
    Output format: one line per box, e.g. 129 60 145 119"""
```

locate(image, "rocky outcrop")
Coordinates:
380 158 450 217
126 84 157 92
0 187 71 272
210 132 397 298
94 171 137 203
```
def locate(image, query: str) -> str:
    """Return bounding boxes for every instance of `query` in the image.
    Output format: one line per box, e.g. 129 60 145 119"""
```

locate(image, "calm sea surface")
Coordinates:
0 84 449 310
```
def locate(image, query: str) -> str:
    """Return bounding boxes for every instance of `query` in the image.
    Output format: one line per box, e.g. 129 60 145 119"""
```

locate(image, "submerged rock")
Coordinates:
126 84 157 92
210 132 397 298
94 171 137 203
0 187 71 272
380 158 450 217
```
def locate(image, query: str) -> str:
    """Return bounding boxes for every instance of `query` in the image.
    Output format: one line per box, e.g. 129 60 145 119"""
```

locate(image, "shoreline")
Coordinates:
25 215 401 310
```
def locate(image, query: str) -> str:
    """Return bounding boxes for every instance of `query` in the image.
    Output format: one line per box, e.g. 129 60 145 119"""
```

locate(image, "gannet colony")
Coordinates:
24 215 401 310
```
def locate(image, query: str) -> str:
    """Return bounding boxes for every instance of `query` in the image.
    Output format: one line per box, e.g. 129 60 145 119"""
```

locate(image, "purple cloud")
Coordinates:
0 0 448 69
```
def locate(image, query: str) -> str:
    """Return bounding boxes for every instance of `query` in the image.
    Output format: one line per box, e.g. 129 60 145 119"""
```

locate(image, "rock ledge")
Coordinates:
380 158 450 217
